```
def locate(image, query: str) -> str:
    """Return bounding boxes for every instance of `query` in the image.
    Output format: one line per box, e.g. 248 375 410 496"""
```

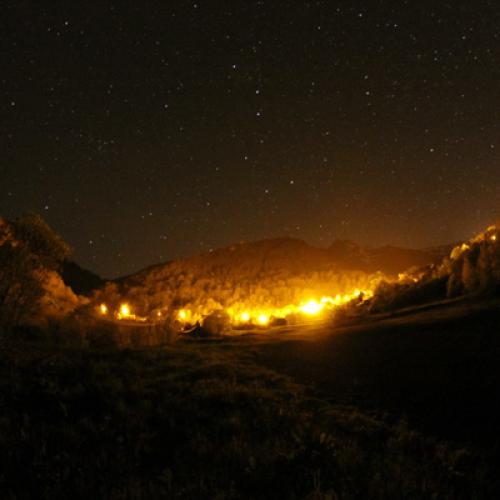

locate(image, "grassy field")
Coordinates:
1 298 499 499
250 297 500 448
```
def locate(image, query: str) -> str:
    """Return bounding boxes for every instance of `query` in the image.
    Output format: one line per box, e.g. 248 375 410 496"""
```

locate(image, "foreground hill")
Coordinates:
95 237 443 322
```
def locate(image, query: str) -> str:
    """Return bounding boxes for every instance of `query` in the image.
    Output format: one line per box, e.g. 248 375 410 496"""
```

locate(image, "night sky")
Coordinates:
2 1 499 277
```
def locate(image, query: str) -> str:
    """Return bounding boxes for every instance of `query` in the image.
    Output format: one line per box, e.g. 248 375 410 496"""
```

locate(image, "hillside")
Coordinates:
367 224 500 313
93 237 443 324
328 239 443 274
61 261 104 296
129 237 442 280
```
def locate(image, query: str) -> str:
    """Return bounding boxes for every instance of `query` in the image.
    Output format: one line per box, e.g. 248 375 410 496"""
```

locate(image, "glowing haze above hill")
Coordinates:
1 2 499 277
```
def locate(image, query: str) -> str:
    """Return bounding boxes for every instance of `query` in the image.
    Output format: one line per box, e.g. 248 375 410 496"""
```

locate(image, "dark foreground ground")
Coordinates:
251 297 500 449
1 298 499 499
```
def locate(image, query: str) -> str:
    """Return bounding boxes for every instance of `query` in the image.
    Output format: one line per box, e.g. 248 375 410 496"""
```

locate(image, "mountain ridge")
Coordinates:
118 236 446 285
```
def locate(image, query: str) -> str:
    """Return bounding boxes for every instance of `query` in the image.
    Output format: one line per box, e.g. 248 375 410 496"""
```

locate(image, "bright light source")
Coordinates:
492 234 497 241
120 303 130 317
300 299 324 315
257 314 269 325
240 311 250 322
106 285 374 329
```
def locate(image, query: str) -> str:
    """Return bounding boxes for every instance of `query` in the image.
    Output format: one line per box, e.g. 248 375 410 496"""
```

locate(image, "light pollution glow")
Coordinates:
96 224 499 329
98 288 373 327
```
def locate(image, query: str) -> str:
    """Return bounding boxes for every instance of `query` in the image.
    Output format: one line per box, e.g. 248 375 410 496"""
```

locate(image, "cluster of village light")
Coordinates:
96 225 499 328
97 288 373 327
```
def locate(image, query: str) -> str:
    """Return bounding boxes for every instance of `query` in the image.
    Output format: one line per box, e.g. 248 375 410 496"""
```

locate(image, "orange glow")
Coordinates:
120 303 130 316
105 287 374 327
92 224 499 329
115 303 147 322
257 313 269 325
300 299 324 315
164 288 373 328
451 242 471 260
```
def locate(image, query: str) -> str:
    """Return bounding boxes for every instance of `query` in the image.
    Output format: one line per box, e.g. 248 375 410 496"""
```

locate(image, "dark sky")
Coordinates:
1 1 499 277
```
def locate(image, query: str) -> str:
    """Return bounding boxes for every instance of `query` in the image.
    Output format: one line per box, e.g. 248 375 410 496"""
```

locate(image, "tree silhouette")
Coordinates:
0 214 71 332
